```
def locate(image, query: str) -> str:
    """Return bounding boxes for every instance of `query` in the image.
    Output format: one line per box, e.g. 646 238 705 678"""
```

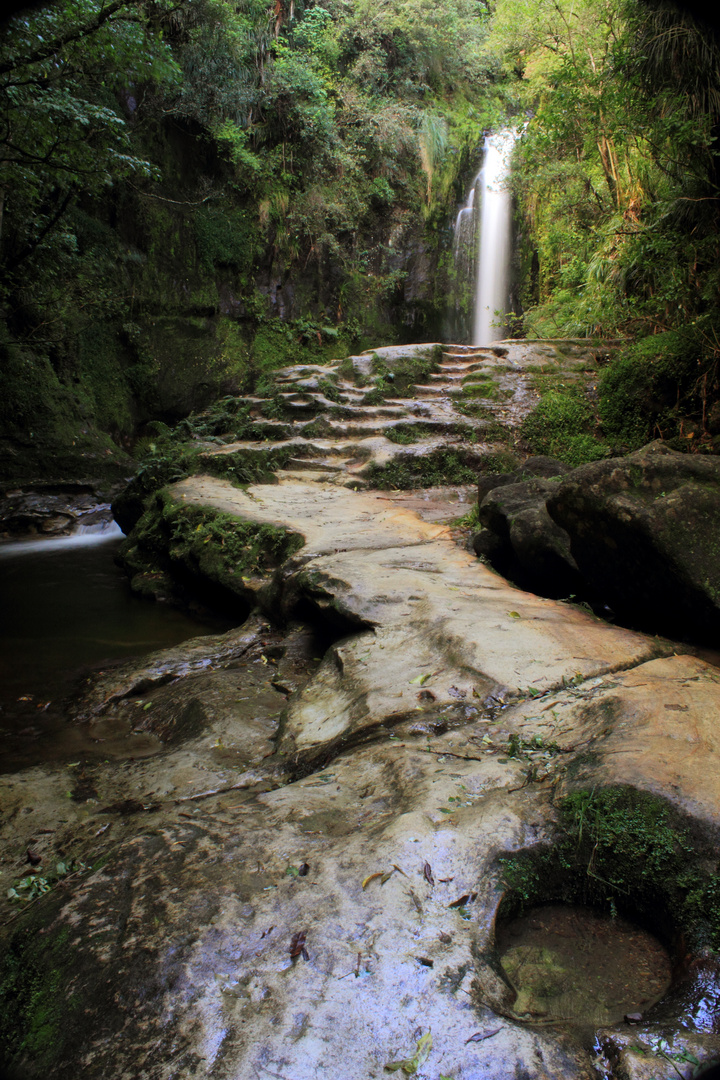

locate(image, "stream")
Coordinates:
0 525 233 773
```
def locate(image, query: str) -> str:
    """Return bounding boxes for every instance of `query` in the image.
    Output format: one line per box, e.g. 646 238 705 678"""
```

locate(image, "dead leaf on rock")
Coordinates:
465 1028 501 1044
423 861 434 886
289 930 308 960
385 1031 432 1075
362 869 394 890
448 892 477 908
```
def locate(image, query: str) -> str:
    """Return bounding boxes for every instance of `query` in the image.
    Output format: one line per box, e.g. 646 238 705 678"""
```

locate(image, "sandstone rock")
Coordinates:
547 442 720 640
4 347 720 1080
476 463 579 597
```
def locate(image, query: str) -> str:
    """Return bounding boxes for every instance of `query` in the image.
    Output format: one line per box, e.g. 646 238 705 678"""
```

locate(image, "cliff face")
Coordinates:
0 115 457 485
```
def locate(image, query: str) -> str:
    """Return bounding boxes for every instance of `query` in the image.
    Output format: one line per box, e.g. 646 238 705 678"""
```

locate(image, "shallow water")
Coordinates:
497 904 672 1027
0 527 234 772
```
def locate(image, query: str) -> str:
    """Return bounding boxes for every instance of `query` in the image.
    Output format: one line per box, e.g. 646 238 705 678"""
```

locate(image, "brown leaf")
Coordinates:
438 932 452 944
465 1028 501 1044
423 861 435 886
448 892 477 909
416 957 434 968
290 931 308 958
362 871 384 890
26 848 42 867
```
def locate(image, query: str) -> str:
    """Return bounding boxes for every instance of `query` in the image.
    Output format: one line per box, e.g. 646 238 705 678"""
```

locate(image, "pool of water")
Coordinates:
0 526 235 772
497 904 672 1027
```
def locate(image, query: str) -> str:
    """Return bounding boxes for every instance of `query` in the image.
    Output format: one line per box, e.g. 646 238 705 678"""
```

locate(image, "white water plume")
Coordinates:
0 520 123 559
473 129 516 347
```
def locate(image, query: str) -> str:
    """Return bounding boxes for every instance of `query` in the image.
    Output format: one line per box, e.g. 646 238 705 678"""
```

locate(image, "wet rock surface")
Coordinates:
2 341 720 1080
0 482 119 538
547 442 720 642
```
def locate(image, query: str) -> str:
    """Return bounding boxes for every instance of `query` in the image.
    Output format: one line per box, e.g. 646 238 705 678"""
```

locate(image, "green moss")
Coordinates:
499 787 720 949
201 444 295 483
365 449 479 489
194 207 258 276
0 921 73 1071
520 388 610 465
119 490 304 601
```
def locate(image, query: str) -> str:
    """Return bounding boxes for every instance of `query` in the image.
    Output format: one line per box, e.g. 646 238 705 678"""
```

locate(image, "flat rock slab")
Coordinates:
170 476 670 764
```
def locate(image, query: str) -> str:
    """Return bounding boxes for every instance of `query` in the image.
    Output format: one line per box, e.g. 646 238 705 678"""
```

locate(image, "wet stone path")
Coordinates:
2 342 720 1080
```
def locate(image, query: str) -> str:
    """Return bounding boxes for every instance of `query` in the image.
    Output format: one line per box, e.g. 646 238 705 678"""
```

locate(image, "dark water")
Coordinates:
497 904 672 1027
0 526 234 772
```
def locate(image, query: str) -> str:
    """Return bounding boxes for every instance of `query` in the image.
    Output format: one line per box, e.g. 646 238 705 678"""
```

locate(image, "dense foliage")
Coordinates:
492 0 720 450
1 0 720 476
0 0 503 478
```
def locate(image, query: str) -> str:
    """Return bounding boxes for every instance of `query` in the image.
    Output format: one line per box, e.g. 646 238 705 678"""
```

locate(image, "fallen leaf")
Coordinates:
507 611 521 619
362 872 385 890
449 892 477 908
438 932 452 944
289 930 308 959
417 957 433 968
465 1028 501 1044
409 673 431 686
423 862 435 886
385 1031 432 1075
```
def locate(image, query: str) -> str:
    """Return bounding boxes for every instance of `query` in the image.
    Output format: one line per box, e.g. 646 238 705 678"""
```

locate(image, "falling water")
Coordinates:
473 129 516 347
451 130 517 346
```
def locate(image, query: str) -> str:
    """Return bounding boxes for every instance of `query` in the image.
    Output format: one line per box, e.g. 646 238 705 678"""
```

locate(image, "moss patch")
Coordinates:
364 449 481 489
520 388 610 466
499 786 720 950
119 490 304 605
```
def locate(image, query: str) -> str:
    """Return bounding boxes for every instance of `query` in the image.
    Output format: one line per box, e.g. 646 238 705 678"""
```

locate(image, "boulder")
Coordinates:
0 484 115 538
473 457 579 597
546 442 720 641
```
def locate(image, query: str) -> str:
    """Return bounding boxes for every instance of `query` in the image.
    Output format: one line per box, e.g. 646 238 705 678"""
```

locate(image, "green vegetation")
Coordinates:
499 787 720 949
365 449 480 489
119 489 304 602
520 387 611 465
490 0 720 445
0 0 500 480
0 921 72 1070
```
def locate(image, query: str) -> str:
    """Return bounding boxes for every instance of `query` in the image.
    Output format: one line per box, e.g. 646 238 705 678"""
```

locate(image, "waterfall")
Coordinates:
473 129 516 347
451 129 516 346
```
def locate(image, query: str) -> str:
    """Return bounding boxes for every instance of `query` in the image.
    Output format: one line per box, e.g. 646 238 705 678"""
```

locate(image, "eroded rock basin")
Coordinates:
497 905 672 1027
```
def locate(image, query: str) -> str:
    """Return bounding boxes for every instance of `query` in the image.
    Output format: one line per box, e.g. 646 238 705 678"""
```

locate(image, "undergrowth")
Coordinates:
499 787 720 949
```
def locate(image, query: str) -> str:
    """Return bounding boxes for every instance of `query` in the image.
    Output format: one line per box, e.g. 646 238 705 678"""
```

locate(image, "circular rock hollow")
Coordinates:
496 904 672 1027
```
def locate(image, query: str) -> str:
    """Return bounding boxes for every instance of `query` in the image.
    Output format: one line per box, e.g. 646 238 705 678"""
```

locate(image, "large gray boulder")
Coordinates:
546 442 720 641
473 457 580 597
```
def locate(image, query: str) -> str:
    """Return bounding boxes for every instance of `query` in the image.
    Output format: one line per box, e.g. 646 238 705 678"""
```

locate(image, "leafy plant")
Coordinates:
7 860 87 903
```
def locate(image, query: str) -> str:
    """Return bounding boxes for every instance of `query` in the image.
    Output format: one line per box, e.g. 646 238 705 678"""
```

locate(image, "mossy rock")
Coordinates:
498 785 720 951
117 489 304 610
